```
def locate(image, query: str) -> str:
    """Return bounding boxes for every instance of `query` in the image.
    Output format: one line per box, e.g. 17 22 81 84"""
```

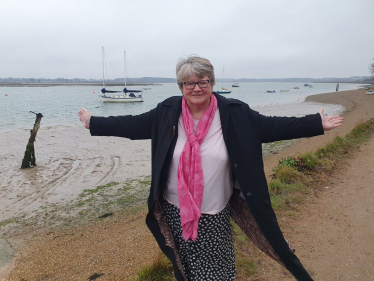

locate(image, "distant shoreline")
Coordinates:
0 83 163 87
0 81 372 87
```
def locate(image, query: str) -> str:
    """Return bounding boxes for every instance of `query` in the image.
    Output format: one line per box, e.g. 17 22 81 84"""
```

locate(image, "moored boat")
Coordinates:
217 89 232 94
100 48 143 103
101 93 143 102
217 66 231 94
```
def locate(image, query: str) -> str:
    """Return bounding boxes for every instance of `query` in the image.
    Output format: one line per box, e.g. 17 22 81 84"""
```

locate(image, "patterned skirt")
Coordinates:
163 200 236 281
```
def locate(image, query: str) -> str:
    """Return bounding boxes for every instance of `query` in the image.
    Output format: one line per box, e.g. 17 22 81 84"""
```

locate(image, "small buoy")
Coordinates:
5 94 8 96
39 92 41 94
95 105 99 108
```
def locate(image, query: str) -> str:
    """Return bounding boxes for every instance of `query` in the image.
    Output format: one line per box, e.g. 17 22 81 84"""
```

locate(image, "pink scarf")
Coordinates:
177 94 217 241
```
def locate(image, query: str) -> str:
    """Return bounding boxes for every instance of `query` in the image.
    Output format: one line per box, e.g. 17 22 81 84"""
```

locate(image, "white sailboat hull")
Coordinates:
100 48 144 103
101 95 143 103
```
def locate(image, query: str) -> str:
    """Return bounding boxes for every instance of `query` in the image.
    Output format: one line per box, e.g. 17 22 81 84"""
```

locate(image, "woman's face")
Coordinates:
182 73 213 110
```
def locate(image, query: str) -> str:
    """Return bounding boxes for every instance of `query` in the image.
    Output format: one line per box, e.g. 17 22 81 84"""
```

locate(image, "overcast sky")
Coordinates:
1 0 373 79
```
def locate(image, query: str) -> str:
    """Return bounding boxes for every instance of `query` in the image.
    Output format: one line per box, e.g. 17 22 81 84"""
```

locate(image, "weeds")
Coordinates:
79 182 120 197
231 220 258 277
269 118 374 210
136 253 175 281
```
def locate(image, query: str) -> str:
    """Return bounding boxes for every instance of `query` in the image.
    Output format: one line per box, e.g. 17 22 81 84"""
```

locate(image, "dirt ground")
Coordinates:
259 134 374 280
1 88 373 280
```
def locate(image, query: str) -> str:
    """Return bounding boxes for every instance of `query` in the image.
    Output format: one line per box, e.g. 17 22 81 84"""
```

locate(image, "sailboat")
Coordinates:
216 65 231 94
122 51 143 98
100 48 143 103
232 77 239 87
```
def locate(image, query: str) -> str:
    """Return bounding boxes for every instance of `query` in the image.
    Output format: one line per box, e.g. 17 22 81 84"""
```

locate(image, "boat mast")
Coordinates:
102 46 105 88
124 51 127 88
222 65 225 88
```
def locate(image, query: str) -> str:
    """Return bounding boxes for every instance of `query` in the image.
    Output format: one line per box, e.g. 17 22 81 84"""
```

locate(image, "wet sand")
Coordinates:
0 88 373 280
0 126 151 223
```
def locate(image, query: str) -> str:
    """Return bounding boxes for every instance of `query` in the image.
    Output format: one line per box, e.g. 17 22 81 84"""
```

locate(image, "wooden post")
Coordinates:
21 111 43 169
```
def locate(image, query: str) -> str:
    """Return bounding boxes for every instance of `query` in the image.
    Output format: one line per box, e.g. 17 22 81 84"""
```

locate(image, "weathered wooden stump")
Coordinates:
21 112 43 169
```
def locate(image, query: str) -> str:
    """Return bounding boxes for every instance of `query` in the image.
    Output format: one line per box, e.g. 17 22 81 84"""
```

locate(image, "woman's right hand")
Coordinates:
78 108 92 129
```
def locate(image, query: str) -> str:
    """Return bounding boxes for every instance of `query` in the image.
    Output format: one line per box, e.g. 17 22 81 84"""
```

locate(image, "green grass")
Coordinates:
237 259 257 276
79 182 120 197
231 220 258 277
70 176 151 219
0 218 18 228
269 118 374 210
136 253 175 281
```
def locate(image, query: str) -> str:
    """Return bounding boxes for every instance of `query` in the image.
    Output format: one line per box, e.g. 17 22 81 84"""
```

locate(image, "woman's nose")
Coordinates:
192 84 201 91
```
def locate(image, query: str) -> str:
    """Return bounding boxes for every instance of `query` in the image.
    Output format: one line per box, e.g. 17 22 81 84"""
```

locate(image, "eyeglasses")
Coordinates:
183 80 210 90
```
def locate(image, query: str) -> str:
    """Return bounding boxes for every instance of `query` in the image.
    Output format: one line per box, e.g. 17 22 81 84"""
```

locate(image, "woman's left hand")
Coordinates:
319 108 344 131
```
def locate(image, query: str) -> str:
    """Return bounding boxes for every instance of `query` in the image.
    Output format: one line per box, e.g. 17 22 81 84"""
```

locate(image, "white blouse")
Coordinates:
165 108 233 215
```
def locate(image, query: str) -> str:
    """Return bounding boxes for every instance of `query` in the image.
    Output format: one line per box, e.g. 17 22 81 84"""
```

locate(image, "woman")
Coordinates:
79 55 343 281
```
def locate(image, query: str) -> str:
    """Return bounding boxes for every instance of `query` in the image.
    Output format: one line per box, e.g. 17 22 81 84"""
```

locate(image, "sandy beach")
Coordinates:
1 88 373 280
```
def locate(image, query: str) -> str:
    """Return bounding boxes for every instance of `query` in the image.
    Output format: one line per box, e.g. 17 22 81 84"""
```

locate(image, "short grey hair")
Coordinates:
176 55 215 91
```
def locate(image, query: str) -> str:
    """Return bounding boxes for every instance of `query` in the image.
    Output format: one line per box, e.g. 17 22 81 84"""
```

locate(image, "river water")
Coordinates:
0 82 360 133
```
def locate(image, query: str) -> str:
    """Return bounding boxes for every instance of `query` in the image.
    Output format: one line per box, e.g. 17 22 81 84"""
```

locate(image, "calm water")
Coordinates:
0 82 360 133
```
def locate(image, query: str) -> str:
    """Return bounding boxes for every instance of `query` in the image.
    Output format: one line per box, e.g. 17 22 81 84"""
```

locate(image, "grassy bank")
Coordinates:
269 118 374 210
135 118 374 281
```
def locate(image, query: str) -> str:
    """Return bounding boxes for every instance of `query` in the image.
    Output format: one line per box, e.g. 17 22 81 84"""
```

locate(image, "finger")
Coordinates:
331 117 344 123
333 120 344 127
327 116 344 123
334 123 343 128
319 108 324 115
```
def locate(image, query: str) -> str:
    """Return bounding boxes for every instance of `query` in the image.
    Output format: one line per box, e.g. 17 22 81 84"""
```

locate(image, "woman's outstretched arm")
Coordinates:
256 107 344 143
78 107 155 140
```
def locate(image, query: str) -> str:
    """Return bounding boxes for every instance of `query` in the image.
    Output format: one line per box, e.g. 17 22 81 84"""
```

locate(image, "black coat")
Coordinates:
90 93 323 280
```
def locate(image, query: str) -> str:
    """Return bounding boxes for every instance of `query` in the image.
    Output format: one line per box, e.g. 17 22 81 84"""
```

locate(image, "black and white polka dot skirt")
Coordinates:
163 200 236 281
